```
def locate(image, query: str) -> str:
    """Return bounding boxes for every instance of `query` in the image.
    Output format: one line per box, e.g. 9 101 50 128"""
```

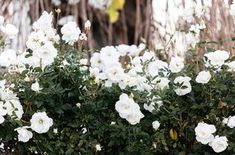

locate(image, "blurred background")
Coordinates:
1 0 235 58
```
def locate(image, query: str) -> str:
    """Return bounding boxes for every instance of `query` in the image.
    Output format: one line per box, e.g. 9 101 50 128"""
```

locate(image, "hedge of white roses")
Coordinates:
0 11 234 154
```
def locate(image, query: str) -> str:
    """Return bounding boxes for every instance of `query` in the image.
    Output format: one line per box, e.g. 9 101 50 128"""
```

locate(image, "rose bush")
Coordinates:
0 11 234 154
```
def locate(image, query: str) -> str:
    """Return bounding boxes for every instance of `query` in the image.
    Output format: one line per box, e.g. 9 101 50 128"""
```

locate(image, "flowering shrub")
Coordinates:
0 11 235 154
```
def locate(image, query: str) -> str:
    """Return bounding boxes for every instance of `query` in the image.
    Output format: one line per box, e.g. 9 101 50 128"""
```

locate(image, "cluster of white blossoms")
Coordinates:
0 12 59 71
24 11 59 69
223 116 235 128
115 93 144 125
90 44 184 93
0 80 23 124
0 80 53 143
195 122 228 153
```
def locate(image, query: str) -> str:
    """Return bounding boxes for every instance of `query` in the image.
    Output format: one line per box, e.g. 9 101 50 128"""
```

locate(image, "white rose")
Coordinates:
0 49 17 67
125 110 144 125
33 11 54 34
152 121 160 130
147 60 169 77
174 76 192 96
33 41 58 67
195 122 216 144
0 24 18 39
209 136 228 153
195 71 211 84
204 50 229 67
115 93 144 125
169 56 184 73
227 116 235 128
26 31 47 50
115 93 137 119
61 21 81 45
15 126 33 142
30 112 53 134
31 81 42 92
5 99 24 119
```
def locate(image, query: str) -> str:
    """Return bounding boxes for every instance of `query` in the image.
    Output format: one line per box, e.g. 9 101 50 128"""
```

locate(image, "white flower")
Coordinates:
110 121 116 125
95 144 102 151
0 142 4 150
33 41 58 68
105 65 124 83
90 53 103 69
209 136 228 153
89 0 112 9
230 1 235 16
58 16 75 26
225 61 235 71
115 93 134 119
115 93 144 125
0 115 4 124
53 128 58 134
30 112 53 134
147 60 169 77
125 109 144 125
195 71 211 84
68 0 80 5
31 81 42 92
154 77 170 90
5 99 24 119
227 116 235 128
61 21 81 45
33 11 53 32
79 33 87 41
81 127 87 134
15 126 33 142
195 122 216 145
84 20 91 30
76 103 81 108
52 0 61 6
100 46 120 63
152 121 160 130
204 50 230 67
0 49 17 67
174 76 192 96
26 31 47 50
222 117 228 125
0 24 18 39
169 56 184 73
